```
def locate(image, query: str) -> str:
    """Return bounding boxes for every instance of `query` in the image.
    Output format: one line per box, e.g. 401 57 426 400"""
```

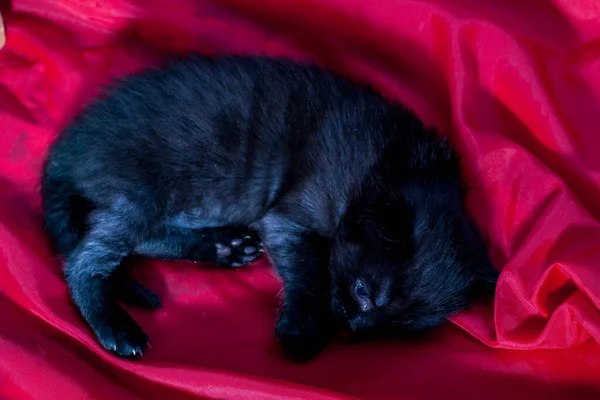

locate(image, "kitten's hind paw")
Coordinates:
211 229 263 268
93 304 149 359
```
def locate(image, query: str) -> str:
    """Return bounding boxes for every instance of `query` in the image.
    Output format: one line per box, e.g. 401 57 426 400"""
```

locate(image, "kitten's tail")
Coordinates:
41 161 90 258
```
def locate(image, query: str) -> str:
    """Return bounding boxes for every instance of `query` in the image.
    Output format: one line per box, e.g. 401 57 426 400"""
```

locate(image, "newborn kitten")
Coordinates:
41 55 497 362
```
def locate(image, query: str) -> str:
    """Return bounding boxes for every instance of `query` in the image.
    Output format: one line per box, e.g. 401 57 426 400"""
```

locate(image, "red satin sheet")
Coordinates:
1 1 600 399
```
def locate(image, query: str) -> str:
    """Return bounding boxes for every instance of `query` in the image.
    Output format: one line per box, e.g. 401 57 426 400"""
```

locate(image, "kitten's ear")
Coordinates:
459 215 498 299
470 262 499 299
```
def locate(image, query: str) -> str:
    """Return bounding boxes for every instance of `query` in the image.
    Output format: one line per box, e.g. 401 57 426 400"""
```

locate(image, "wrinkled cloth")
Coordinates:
1 0 600 398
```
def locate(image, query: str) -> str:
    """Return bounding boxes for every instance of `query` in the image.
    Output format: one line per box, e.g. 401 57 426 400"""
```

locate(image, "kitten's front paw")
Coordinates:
93 305 149 359
276 307 333 362
212 229 263 268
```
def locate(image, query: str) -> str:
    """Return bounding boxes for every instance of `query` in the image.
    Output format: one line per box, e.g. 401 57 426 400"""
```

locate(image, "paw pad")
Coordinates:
213 231 263 268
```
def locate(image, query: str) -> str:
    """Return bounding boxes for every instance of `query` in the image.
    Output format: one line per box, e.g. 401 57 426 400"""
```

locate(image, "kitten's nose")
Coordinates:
352 279 373 312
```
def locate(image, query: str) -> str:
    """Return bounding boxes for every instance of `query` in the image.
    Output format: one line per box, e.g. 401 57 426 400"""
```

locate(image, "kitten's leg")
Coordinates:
258 212 334 362
134 226 263 267
65 208 150 358
110 226 263 314
111 271 162 309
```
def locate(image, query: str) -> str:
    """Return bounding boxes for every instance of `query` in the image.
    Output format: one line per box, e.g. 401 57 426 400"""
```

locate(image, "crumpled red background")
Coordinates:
2 0 600 399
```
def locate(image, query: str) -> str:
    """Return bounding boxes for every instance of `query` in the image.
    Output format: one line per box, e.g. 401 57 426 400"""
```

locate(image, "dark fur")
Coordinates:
41 55 497 362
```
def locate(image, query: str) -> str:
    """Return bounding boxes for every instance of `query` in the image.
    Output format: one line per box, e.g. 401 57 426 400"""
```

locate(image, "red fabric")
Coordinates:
2 0 600 398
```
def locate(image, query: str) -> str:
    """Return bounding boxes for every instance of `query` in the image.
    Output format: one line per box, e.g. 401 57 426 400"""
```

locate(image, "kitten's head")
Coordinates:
329 150 497 338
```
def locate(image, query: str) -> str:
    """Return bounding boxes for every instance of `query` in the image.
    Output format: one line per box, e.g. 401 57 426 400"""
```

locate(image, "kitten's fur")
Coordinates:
41 55 497 362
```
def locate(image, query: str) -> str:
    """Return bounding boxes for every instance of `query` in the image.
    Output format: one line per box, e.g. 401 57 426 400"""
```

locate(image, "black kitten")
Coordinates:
41 55 497 362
